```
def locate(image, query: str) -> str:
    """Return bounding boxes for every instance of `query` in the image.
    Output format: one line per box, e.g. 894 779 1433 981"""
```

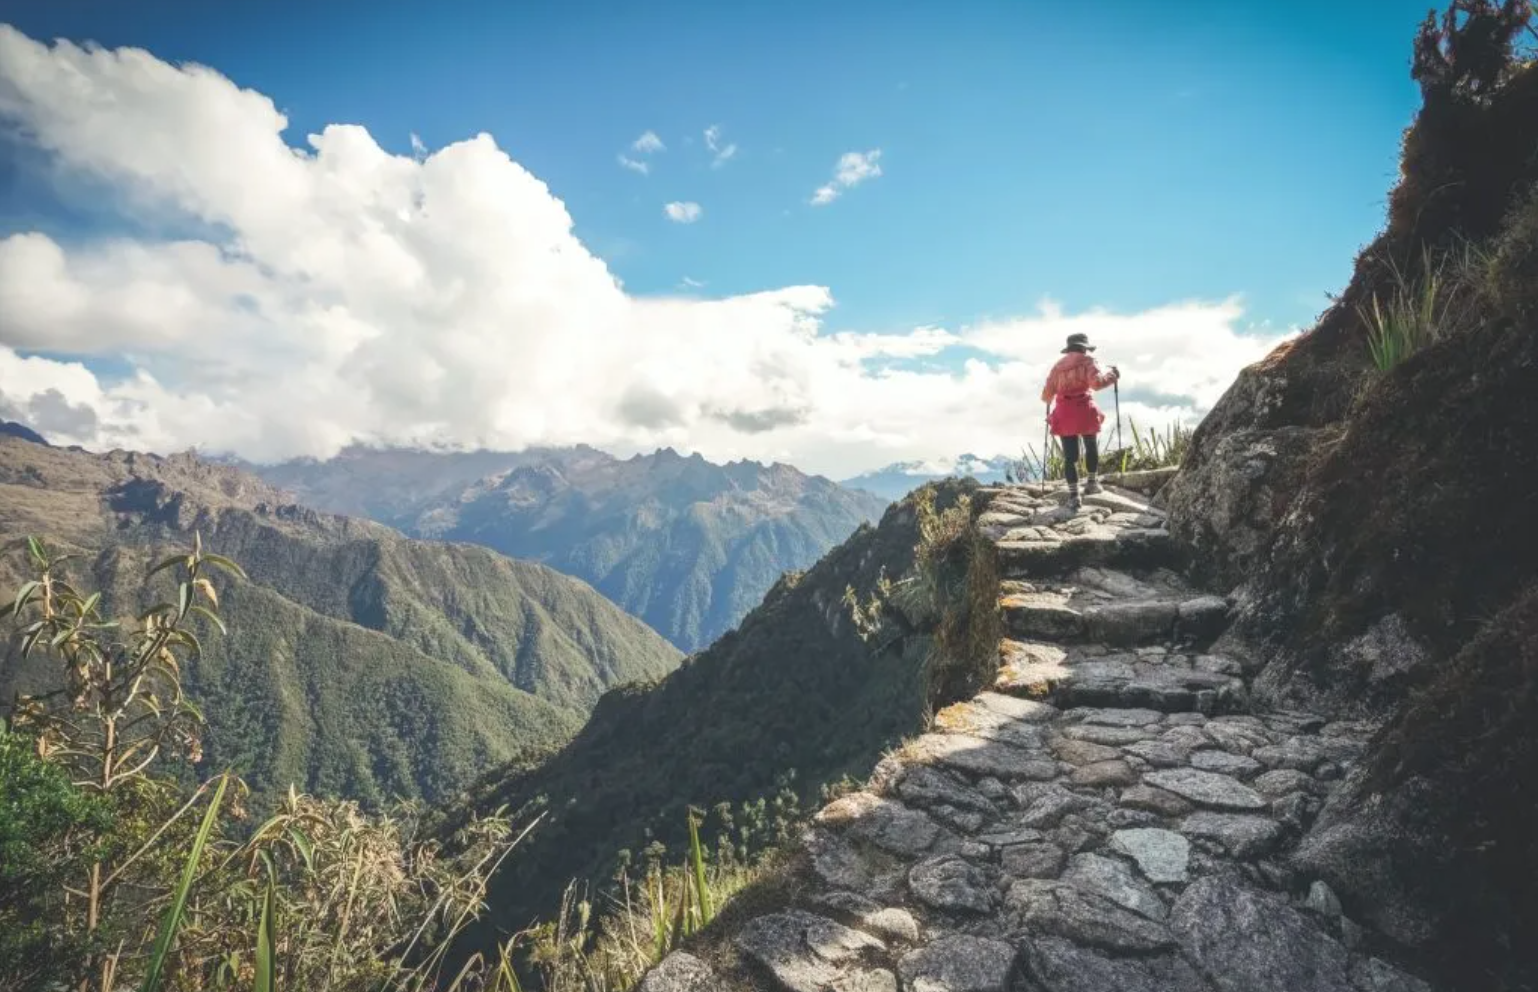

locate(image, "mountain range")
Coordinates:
251 446 890 652
0 432 680 805
839 453 1018 502
445 477 992 944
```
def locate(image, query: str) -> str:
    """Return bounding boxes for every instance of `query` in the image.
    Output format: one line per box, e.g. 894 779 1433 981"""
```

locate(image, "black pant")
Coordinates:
1060 435 1099 487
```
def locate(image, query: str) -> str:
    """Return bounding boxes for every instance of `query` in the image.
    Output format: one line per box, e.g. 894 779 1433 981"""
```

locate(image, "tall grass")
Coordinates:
1357 244 1469 371
1016 439 1066 484
510 808 760 992
1015 419 1190 482
1108 419 1193 474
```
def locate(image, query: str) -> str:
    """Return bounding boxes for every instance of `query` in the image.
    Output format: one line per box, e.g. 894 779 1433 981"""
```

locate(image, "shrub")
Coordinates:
1 537 530 992
0 728 114 986
909 488 1000 717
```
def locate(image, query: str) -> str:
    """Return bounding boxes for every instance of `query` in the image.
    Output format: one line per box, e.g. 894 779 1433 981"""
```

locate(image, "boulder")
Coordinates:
1006 879 1175 952
1018 936 1214 992
1062 852 1168 920
909 856 997 914
898 936 1016 992
1143 768 1268 811
639 952 716 992
1170 877 1353 992
1163 421 1322 594
1109 827 1191 883
736 911 884 992
816 793 942 856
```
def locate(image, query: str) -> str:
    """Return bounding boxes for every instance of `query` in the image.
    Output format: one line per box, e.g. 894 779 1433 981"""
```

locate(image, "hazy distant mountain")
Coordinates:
254 446 889 652
0 438 680 805
840 453 1018 502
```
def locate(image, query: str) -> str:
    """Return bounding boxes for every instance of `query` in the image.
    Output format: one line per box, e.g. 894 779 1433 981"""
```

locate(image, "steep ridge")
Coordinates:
649 479 1433 992
447 480 997 952
1157 9 1538 986
254 446 889 652
0 437 680 804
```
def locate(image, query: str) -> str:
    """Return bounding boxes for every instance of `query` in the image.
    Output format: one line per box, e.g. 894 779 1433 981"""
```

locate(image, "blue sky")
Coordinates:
1 0 1432 330
0 0 1439 472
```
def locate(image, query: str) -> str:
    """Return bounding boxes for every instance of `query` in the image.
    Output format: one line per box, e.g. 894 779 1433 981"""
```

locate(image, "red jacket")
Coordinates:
1041 352 1117 437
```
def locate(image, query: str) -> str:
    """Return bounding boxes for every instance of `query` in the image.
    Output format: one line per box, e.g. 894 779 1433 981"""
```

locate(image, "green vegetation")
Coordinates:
904 487 1001 715
445 479 995 963
1015 417 1191 483
1 536 531 992
1109 419 1193 474
510 808 767 992
255 446 889 652
0 438 680 805
1355 245 1480 371
0 728 114 987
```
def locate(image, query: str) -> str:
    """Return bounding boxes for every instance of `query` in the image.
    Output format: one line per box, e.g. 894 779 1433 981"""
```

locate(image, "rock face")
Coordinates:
1151 18 1538 991
1163 420 1324 596
654 481 1439 992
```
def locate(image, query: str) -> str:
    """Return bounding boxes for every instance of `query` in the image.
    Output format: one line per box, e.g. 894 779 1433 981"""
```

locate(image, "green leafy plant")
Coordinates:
254 873 277 992
0 727 114 985
3 535 241 989
1 537 535 992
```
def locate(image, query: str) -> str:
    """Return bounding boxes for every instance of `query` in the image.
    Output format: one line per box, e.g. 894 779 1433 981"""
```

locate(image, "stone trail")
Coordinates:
640 481 1433 992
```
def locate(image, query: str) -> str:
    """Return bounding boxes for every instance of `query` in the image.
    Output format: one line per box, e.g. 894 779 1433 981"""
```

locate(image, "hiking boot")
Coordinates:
1083 477 1104 495
1066 492 1082 512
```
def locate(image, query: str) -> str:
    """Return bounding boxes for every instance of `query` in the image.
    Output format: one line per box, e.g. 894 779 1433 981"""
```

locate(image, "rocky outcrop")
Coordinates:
650 482 1434 992
1160 418 1323 596
1150 21 1538 986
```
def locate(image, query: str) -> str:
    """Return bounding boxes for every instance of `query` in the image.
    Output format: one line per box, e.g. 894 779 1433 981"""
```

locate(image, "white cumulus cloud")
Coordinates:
0 25 1291 478
618 130 665 175
704 124 737 168
812 149 883 205
663 201 702 223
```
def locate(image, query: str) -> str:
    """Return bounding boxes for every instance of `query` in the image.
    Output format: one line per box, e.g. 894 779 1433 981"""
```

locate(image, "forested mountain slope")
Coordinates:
0 436 680 805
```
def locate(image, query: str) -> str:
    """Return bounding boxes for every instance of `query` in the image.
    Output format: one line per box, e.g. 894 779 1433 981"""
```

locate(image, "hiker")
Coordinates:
1041 332 1119 510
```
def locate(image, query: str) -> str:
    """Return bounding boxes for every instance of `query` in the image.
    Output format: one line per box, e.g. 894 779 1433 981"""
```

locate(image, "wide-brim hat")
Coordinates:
1061 332 1096 353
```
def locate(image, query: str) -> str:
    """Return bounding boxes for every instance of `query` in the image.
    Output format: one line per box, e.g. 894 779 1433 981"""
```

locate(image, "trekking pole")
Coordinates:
1042 403 1050 486
1113 379 1123 457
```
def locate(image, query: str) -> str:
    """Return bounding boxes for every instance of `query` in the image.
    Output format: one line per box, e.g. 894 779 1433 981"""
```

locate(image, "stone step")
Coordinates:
1001 590 1231 647
996 639 1249 715
997 527 1176 577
